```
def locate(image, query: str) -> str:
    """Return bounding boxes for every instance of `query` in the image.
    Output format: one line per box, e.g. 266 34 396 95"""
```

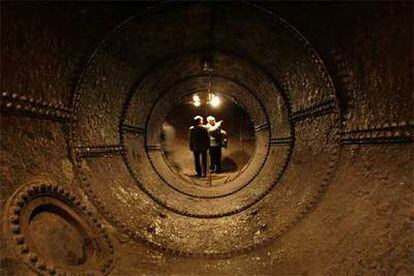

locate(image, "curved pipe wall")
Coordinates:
1 1 412 275
71 2 339 253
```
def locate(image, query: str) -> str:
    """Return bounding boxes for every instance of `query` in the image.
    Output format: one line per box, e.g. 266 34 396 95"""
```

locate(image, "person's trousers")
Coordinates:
209 146 222 173
193 150 207 176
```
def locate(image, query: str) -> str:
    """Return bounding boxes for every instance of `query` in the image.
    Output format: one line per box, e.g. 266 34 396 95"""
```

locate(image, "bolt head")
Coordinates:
28 253 38 263
20 244 29 254
11 225 21 234
14 235 24 244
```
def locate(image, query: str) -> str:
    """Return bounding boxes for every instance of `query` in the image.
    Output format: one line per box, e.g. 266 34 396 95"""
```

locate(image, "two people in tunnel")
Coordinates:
189 115 227 177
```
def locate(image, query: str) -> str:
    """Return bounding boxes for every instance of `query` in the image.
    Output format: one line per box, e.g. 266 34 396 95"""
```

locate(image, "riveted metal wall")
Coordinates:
1 1 412 275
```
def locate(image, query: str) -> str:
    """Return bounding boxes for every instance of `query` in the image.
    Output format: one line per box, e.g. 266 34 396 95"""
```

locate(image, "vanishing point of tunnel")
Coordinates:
0 1 413 275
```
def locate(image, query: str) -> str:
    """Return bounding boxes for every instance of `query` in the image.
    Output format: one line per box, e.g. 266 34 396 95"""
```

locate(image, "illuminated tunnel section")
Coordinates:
72 3 340 254
159 91 258 184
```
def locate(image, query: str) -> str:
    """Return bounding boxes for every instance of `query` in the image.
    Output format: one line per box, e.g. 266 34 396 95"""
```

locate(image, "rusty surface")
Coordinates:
2 177 114 275
1 1 412 275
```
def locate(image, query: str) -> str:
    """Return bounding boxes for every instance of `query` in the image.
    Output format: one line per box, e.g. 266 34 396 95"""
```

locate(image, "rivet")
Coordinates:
40 184 47 191
20 244 29 254
47 265 56 275
26 188 34 196
11 225 21 234
14 235 24 244
10 215 19 224
16 198 25 207
21 192 29 201
159 213 167 218
399 121 407 128
29 253 38 263
13 206 22 215
36 262 46 270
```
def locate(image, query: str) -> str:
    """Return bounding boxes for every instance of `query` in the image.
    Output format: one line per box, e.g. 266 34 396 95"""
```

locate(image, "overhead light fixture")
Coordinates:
192 94 201 107
191 93 221 107
192 95 200 102
210 95 221 108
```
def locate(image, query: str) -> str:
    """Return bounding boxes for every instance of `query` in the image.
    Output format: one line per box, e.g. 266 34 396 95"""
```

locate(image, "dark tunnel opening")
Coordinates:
0 1 412 275
161 92 257 186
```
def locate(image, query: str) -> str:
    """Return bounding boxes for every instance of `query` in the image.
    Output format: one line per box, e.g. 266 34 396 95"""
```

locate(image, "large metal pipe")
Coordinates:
1 2 412 275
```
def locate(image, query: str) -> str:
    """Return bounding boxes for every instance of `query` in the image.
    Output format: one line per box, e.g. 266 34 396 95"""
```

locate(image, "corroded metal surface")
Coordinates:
70 2 340 254
1 1 412 275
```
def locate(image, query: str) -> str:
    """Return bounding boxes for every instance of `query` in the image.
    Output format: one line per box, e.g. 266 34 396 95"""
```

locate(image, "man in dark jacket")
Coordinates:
189 115 210 177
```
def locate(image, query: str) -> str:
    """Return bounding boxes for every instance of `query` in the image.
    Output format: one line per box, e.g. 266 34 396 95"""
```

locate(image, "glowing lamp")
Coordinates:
210 96 221 108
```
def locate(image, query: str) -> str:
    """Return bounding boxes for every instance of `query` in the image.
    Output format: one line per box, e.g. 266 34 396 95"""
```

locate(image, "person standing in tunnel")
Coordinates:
206 116 225 173
189 115 210 177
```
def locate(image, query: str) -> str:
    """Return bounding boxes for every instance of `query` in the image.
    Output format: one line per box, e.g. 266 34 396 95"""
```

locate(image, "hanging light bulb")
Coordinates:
192 94 200 102
210 95 221 108
192 94 201 107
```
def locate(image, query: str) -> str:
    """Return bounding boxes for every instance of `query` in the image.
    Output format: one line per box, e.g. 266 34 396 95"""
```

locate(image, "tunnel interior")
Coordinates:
0 1 412 275
161 92 257 183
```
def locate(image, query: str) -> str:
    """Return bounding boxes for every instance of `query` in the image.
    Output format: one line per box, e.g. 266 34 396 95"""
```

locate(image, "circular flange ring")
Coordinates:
2 177 115 275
